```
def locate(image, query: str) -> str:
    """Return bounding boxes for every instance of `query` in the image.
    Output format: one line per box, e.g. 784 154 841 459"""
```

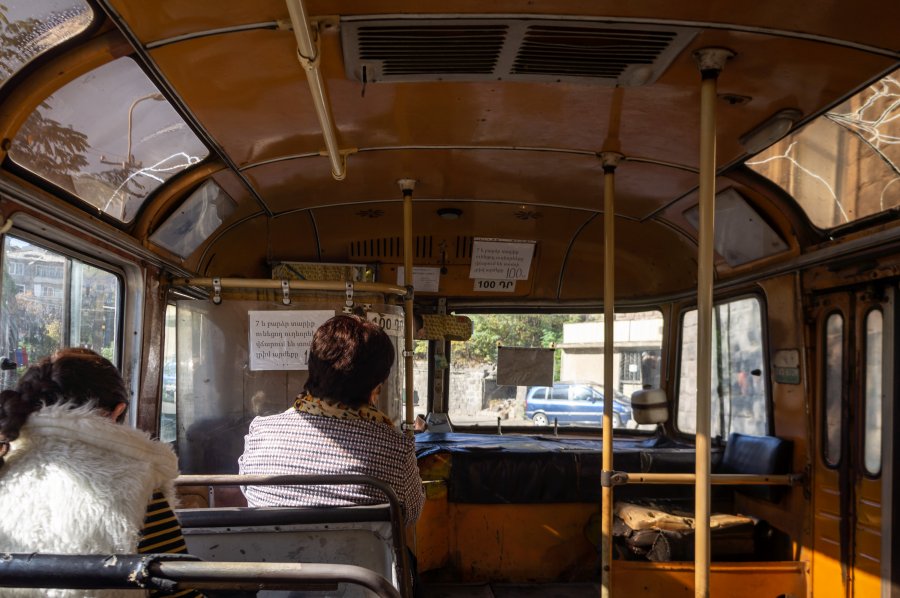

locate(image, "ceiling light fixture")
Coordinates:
740 108 802 155
437 208 462 220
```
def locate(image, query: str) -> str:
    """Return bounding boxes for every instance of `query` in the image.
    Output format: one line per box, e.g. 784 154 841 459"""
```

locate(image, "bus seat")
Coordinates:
177 505 396 597
612 433 793 562
719 432 793 502
614 501 757 561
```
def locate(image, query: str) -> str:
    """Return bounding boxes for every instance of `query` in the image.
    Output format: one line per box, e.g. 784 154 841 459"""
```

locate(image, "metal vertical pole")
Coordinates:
692 47 732 598
600 152 622 598
398 179 417 431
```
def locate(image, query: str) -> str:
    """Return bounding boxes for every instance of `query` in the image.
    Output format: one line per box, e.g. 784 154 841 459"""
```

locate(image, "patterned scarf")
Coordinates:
293 393 394 428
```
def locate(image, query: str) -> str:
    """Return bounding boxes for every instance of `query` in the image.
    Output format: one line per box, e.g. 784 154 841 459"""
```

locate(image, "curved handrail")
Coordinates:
0 553 401 597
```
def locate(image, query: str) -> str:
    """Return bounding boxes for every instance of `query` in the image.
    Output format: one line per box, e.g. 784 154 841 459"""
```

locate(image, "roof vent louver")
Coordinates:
343 18 695 86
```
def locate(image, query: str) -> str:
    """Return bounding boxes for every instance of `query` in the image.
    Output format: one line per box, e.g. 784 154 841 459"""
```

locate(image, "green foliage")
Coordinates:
451 313 600 370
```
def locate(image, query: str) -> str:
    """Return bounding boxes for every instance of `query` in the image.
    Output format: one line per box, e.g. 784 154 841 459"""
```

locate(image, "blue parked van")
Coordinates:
525 382 633 427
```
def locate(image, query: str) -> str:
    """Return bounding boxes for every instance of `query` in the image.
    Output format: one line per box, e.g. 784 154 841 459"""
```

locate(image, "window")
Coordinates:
449 310 664 428
34 264 62 278
863 309 883 476
0 235 121 391
9 57 209 223
683 188 788 266
747 67 899 228
823 313 843 466
150 180 235 258
677 297 768 437
0 1 93 89
620 351 642 384
159 304 177 443
409 338 429 412
572 386 592 401
7 262 24 275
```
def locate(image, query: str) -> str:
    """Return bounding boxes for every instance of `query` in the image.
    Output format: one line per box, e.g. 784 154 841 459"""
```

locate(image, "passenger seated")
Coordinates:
0 348 202 597
239 314 425 524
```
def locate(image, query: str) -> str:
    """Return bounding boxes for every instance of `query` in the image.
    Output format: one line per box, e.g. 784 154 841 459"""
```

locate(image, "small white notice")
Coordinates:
367 311 404 337
248 310 333 371
473 279 517 293
469 238 535 280
396 266 441 293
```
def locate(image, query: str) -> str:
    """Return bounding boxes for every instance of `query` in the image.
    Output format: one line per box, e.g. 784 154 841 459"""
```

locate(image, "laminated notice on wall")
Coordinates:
469 238 535 280
396 266 441 292
496 346 555 387
248 310 333 371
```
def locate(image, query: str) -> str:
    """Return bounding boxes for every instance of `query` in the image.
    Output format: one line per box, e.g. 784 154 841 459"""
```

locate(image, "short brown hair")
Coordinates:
303 315 395 408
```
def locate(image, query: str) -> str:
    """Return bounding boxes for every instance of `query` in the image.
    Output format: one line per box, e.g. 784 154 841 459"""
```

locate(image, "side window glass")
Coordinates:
863 309 883 476
551 386 568 400
823 313 843 466
160 304 177 443
70 260 120 360
677 297 768 437
0 235 121 391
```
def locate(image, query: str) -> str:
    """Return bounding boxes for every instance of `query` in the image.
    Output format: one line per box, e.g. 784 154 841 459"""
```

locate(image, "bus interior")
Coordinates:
0 1 898 596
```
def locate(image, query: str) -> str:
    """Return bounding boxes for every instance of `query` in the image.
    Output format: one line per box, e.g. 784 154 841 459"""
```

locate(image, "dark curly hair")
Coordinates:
0 348 127 466
303 315 395 408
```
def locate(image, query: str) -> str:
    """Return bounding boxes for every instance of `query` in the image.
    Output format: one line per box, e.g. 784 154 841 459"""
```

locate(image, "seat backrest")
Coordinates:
177 506 396 598
719 432 793 502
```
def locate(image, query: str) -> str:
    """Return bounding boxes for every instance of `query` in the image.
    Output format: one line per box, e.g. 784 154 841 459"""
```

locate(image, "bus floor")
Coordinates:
422 582 601 597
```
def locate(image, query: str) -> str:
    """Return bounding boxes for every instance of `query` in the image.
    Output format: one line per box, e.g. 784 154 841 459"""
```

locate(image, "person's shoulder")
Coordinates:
359 418 415 448
248 408 299 431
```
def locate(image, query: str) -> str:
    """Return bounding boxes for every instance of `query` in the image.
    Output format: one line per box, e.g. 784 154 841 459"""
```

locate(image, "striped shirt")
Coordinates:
238 408 424 523
138 491 204 598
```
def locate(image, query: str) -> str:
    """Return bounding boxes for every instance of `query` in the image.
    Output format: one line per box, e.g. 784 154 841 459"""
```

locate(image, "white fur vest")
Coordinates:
0 403 179 597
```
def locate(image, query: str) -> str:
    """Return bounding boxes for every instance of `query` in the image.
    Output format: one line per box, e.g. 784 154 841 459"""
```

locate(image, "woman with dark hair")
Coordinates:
0 348 201 597
239 314 425 524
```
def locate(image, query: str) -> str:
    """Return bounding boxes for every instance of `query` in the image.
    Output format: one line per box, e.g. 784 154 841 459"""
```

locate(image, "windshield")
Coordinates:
448 311 663 428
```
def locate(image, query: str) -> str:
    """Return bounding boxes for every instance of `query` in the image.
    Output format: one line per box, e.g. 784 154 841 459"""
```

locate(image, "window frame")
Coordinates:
674 292 774 439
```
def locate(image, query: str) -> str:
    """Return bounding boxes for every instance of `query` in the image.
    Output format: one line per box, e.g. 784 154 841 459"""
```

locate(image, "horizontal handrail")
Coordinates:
175 473 411 598
172 276 408 297
610 472 802 486
0 554 400 597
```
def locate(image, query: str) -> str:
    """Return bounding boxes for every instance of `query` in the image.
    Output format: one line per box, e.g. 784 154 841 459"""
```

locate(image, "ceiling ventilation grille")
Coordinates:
343 18 695 86
357 24 508 76
350 236 434 259
513 26 678 79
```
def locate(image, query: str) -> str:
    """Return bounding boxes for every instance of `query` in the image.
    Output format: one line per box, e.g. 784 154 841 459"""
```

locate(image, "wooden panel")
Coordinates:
611 561 807 597
244 151 700 221
855 476 883 596
112 0 899 59
147 24 895 173
446 503 599 582
556 216 698 300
